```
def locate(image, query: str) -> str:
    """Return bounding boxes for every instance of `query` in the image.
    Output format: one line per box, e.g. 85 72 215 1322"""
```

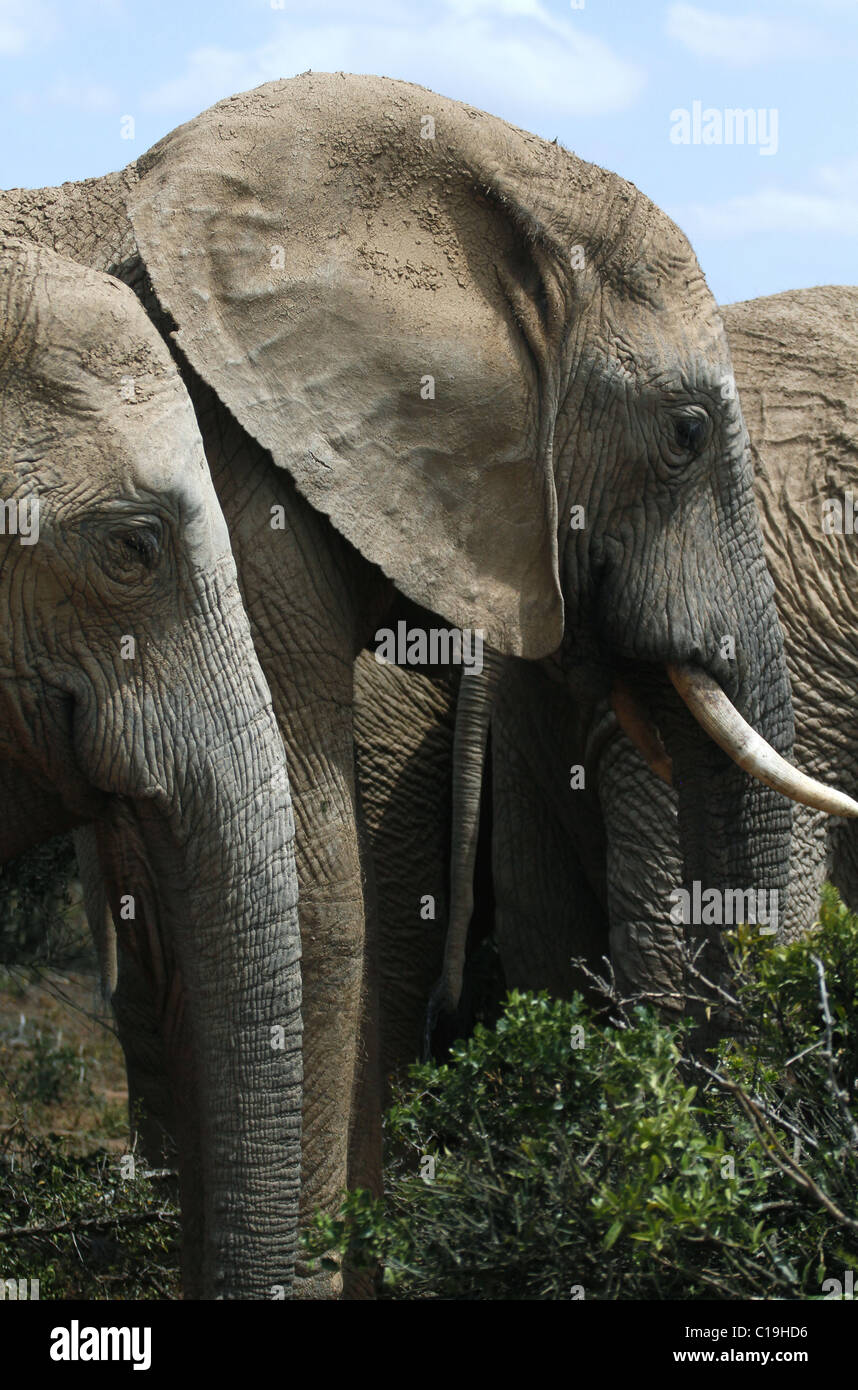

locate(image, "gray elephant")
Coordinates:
585 284 858 1001
484 285 858 1009
3 73 849 1293
360 284 858 1079
0 237 302 1299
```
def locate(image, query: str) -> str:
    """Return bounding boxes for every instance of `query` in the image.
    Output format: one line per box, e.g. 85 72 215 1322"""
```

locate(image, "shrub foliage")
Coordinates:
0 1126 179 1299
306 884 858 1299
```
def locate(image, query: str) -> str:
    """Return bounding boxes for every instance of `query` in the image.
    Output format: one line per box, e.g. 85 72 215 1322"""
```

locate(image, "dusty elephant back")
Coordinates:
725 286 858 933
723 285 858 705
723 286 858 510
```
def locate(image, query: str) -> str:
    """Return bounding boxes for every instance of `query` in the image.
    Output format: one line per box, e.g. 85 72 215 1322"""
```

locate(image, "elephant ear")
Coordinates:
129 73 564 659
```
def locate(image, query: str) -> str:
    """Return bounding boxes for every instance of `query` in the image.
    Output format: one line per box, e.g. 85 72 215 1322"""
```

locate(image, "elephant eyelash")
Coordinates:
663 408 712 468
109 523 163 572
123 534 158 564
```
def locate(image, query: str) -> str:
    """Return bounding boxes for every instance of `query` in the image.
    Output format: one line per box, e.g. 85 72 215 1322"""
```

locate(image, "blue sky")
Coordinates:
1 0 856 304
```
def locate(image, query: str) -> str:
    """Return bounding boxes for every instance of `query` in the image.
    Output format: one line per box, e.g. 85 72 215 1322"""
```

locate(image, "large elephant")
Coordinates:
0 237 302 1298
360 284 858 1080
2 74 847 1292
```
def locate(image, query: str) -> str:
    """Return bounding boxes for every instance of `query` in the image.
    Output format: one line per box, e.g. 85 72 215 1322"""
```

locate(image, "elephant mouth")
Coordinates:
606 663 858 819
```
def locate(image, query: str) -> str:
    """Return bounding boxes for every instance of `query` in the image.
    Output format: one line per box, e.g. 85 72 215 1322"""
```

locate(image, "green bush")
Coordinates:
306 887 858 1299
0 1126 180 1299
15 1033 93 1107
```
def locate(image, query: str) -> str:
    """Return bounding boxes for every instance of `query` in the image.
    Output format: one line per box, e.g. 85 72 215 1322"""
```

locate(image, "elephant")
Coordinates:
2 73 849 1292
578 284 858 1000
356 284 858 1083
0 236 303 1299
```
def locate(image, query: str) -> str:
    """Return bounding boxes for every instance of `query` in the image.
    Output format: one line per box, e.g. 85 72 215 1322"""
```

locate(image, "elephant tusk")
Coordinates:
668 664 858 818
610 679 673 787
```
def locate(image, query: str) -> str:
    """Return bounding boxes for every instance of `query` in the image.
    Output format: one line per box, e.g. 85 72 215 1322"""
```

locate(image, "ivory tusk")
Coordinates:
668 664 858 819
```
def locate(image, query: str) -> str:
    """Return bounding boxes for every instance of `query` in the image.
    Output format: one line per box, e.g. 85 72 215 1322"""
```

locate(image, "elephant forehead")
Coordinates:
112 391 212 489
593 287 729 388
10 360 211 491
0 236 178 378
96 394 230 551
11 381 231 568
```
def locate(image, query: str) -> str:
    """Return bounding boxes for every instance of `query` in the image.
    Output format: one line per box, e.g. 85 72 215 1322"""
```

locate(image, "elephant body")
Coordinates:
3 74 824 1293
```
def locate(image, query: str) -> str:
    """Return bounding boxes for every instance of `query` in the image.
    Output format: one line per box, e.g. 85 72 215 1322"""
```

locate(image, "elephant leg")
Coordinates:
111 942 180 1171
354 653 459 1087
341 779 383 1300
73 824 117 1006
286 705 367 1298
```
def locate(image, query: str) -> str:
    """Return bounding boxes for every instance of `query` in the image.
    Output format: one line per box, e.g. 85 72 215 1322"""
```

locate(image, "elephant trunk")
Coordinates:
644 589 793 1038
159 747 301 1300
95 578 302 1300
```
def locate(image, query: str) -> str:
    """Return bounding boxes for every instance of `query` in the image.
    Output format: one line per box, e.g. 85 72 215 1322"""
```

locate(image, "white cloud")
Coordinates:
665 3 840 65
817 156 858 195
0 0 57 55
668 159 858 238
143 0 645 120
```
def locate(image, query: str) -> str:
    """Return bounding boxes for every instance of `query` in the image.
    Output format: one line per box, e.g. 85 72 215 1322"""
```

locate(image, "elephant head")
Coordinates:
0 237 302 1298
121 74 856 1032
442 286 858 1026
591 285 858 997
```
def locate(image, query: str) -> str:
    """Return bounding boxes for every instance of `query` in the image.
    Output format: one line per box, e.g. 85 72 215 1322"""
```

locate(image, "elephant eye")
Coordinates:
666 408 711 466
104 520 163 579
